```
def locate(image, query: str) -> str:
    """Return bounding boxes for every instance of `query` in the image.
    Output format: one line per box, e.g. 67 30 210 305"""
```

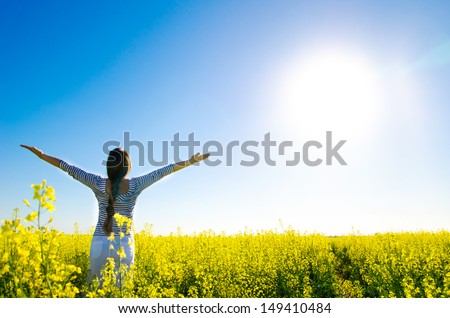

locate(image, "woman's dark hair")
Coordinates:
103 148 131 234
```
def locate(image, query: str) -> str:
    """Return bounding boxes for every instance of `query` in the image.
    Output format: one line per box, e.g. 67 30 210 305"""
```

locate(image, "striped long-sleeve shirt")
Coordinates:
59 160 174 236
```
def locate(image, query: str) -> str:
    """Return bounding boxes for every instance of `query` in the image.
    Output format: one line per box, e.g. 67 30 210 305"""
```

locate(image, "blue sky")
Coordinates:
1 0 449 235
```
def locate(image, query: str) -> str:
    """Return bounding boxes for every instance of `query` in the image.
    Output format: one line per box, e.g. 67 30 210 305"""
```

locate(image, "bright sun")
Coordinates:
275 48 382 138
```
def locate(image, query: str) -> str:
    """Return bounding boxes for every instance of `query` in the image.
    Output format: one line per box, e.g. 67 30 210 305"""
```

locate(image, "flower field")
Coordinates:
1 181 450 298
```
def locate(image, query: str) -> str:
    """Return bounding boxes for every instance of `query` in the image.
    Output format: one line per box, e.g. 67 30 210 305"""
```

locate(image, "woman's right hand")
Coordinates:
20 144 44 158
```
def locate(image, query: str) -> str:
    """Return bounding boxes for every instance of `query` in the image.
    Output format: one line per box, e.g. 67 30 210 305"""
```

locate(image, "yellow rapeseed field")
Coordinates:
1 181 449 298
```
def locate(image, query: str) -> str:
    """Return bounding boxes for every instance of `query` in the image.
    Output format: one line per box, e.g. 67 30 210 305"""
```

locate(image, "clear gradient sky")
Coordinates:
1 0 449 235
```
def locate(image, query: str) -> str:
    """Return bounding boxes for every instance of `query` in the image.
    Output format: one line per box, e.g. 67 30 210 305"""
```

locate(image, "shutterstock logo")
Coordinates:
102 131 347 167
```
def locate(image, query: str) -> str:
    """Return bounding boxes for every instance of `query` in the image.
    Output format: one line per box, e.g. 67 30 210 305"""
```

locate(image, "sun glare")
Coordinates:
275 49 382 138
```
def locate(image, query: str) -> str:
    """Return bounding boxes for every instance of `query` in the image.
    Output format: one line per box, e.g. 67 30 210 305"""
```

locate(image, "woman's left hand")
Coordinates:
190 153 210 163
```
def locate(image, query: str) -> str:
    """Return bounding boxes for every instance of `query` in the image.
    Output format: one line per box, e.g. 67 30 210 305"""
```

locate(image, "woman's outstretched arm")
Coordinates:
21 144 102 190
173 152 210 172
134 153 211 193
20 145 61 167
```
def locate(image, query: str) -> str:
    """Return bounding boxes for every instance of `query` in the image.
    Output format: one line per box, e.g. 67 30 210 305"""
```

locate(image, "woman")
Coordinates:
20 144 210 282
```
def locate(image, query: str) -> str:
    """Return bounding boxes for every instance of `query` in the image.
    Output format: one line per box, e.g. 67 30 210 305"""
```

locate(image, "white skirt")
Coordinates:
89 234 135 283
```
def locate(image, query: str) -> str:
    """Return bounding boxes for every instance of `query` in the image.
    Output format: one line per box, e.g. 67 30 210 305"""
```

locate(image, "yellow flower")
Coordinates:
117 246 126 259
114 213 133 230
107 232 115 242
0 264 10 275
44 186 56 202
42 201 56 212
25 211 38 222
23 199 30 207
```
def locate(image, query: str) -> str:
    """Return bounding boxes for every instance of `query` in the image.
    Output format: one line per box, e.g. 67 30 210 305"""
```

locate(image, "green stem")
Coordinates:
118 230 123 296
38 186 54 298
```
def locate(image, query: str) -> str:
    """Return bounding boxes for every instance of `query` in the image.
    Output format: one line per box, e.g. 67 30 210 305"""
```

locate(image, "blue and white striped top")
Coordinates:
59 160 174 236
